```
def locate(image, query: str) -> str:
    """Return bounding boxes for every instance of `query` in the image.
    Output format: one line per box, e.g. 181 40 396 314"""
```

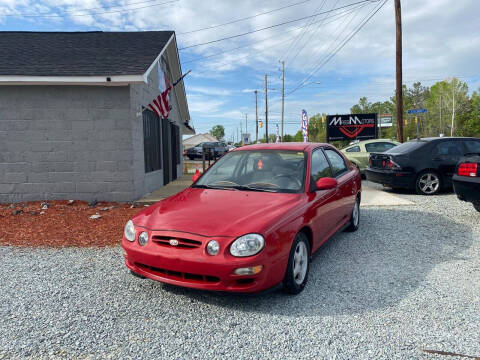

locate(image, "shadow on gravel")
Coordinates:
159 208 474 317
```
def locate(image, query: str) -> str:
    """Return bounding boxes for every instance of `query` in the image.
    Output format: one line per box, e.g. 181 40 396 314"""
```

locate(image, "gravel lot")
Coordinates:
1 182 479 359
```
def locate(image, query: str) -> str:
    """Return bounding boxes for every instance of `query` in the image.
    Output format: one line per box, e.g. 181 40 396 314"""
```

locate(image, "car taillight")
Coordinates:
382 159 400 169
458 163 478 177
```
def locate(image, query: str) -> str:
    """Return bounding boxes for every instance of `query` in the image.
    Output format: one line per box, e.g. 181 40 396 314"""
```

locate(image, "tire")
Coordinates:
473 202 480 212
416 170 442 195
345 196 360 232
188 156 194 160
283 232 310 295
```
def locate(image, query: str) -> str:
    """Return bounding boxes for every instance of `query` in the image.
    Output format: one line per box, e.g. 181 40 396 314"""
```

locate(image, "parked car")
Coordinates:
341 139 399 174
122 143 361 294
365 137 480 195
186 142 228 160
453 153 480 212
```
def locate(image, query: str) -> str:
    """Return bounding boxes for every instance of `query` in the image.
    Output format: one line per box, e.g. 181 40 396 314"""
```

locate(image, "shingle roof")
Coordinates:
0 31 174 76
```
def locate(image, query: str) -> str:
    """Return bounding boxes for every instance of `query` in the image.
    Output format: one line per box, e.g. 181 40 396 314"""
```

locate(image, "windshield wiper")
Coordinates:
231 184 279 192
192 184 238 190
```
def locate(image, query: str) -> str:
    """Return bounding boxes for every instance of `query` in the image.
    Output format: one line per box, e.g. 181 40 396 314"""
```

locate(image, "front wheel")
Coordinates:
416 171 441 195
345 196 360 232
473 202 480 212
283 232 310 295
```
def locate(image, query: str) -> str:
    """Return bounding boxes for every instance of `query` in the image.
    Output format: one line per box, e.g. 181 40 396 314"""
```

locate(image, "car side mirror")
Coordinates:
315 177 338 191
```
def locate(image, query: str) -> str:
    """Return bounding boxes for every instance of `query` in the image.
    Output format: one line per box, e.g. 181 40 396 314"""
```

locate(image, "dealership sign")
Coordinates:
379 113 393 128
326 113 377 142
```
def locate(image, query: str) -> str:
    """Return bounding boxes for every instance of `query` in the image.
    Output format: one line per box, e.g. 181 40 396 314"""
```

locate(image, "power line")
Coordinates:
2 0 178 18
178 0 313 35
182 5 362 65
179 0 380 50
282 0 328 64
287 0 388 96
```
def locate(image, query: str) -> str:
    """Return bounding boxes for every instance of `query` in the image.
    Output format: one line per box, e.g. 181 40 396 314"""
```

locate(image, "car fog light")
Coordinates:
207 240 220 255
234 266 263 275
138 231 149 246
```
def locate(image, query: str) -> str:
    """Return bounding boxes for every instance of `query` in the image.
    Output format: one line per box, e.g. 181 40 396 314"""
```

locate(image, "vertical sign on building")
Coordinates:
301 109 309 142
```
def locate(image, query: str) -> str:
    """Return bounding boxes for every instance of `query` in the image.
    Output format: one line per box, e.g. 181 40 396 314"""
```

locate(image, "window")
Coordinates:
386 140 426 154
325 149 348 176
346 146 360 153
143 110 162 173
365 142 397 153
464 140 480 154
434 141 463 156
311 149 332 181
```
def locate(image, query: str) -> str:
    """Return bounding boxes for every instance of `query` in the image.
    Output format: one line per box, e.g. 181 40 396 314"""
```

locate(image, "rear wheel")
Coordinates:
473 202 480 212
188 155 194 160
283 232 310 295
345 196 360 232
416 171 441 195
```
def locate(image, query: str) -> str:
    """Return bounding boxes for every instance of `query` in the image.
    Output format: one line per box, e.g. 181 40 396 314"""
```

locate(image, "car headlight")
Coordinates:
206 240 220 255
124 220 135 242
138 231 149 246
230 234 265 257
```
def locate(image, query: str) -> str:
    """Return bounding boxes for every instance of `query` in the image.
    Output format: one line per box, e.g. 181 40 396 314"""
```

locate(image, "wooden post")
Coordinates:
395 0 404 142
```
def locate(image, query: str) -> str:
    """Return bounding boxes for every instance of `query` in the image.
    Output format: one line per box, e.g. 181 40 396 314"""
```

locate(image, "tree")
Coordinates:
209 125 225 140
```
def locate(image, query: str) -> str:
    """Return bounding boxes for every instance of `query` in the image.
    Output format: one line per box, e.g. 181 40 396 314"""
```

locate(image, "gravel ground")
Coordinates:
1 182 479 359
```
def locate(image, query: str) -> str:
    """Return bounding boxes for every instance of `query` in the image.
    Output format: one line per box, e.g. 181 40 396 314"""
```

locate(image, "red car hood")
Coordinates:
132 187 304 237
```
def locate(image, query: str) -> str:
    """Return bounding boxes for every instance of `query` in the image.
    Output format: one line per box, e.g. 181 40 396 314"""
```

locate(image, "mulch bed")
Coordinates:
0 201 144 247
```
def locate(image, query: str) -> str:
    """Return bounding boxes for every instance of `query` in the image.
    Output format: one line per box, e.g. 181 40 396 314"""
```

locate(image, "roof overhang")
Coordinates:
0 74 144 86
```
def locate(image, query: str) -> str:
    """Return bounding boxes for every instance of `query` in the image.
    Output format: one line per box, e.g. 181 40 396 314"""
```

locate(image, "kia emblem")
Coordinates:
169 239 179 246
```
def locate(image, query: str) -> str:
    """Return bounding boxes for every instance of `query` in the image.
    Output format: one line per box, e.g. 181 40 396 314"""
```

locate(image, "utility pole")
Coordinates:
395 0 403 143
254 90 259 143
245 113 248 142
265 74 269 143
451 78 456 137
280 60 285 141
440 93 443 136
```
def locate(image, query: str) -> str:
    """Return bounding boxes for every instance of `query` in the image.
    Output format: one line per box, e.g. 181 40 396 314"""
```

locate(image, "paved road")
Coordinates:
1 185 479 359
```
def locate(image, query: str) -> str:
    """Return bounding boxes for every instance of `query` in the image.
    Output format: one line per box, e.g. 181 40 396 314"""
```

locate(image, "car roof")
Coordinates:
420 137 480 142
233 142 329 152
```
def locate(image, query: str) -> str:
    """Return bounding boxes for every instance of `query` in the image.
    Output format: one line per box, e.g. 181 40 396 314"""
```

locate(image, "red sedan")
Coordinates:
122 143 361 294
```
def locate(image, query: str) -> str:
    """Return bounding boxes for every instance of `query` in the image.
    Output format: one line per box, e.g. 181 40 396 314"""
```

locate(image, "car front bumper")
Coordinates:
365 168 416 189
122 235 284 293
453 175 480 203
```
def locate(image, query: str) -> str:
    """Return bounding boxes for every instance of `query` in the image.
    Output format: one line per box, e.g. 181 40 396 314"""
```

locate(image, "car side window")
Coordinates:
325 149 348 176
311 149 332 182
464 140 480 154
346 146 360 153
366 142 396 153
434 141 463 156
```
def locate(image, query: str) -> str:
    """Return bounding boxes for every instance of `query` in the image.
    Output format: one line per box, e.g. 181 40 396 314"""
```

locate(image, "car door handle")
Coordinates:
432 157 442 161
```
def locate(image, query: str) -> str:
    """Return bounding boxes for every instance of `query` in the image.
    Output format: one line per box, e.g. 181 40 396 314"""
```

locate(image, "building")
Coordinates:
0 31 194 203
182 133 218 150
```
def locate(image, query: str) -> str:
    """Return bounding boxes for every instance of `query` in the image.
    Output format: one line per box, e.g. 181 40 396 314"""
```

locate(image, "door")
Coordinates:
307 148 339 250
162 118 170 185
324 148 355 221
432 140 464 186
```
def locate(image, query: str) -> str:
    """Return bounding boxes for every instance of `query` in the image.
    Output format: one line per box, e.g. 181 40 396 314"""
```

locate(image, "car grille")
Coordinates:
135 263 220 283
152 236 202 249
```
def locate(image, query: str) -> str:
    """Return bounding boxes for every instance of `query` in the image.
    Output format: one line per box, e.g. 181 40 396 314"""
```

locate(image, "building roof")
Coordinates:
0 31 174 76
183 133 218 148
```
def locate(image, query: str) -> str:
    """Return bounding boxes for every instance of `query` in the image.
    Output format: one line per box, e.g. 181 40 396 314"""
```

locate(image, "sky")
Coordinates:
1 0 480 142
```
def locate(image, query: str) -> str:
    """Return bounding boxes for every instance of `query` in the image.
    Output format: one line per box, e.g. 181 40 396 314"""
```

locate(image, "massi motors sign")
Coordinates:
326 113 377 142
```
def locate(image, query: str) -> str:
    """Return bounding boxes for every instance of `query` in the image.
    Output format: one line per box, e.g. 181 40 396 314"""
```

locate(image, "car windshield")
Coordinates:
385 140 426 154
193 150 306 193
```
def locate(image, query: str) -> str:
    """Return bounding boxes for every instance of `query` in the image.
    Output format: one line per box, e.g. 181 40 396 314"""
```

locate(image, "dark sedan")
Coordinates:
366 137 480 195
453 154 480 212
186 142 228 160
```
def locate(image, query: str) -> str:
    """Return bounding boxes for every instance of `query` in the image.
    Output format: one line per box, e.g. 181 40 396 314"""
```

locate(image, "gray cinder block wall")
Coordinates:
0 85 135 203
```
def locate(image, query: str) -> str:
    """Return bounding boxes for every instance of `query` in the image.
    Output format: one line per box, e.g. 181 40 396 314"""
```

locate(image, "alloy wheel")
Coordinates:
418 173 440 194
293 241 308 285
